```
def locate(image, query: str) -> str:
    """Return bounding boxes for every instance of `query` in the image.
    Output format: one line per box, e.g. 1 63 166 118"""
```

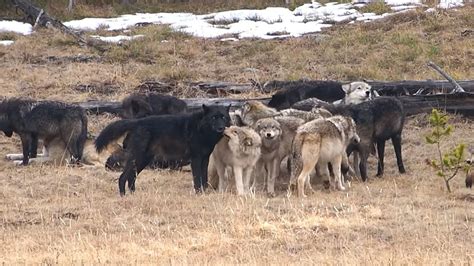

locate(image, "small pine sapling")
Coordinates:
425 109 468 193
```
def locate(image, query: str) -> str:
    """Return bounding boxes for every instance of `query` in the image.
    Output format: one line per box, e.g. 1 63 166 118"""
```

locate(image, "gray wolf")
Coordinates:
0 98 87 165
267 81 345 110
121 93 187 119
240 101 279 127
333 81 376 105
278 108 332 121
254 116 305 197
324 97 406 181
289 115 360 197
208 126 261 195
6 135 121 167
95 104 230 195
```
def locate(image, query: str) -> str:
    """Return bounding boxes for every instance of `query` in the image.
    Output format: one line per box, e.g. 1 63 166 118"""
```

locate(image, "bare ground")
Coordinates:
0 6 473 265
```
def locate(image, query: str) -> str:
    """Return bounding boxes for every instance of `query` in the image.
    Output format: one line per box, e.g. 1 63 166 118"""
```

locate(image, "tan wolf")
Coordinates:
289 115 360 197
208 126 261 195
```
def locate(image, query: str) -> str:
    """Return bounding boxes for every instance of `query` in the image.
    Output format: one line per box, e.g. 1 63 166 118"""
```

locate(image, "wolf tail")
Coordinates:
289 132 306 183
95 119 137 153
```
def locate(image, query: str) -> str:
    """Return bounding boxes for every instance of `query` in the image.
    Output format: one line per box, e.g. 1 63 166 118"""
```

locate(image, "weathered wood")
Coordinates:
189 81 255 95
427 61 465 93
262 79 474 95
399 92 474 117
78 97 270 115
11 0 106 52
78 93 474 117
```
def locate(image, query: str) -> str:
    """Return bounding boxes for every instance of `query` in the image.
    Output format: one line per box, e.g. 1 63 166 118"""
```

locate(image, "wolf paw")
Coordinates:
6 154 23 160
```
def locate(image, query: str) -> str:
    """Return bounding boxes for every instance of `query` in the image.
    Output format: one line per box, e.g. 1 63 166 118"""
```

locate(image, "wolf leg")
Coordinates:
126 130 151 193
332 155 345 191
392 134 406 174
201 155 210 191
352 152 361 178
376 139 386 177
19 134 33 165
359 149 369 182
233 167 245 195
119 159 136 196
216 160 227 193
243 167 253 194
267 159 279 197
29 133 38 158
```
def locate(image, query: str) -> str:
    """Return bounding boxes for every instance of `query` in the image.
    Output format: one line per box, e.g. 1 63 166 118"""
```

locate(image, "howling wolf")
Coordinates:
0 98 87 165
95 105 230 196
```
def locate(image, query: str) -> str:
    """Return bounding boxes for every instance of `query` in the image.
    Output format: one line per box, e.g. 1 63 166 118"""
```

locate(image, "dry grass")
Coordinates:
0 5 473 264
0 113 473 264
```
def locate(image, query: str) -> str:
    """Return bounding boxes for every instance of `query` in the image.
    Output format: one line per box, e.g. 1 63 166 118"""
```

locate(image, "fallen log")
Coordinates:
262 79 474 95
399 92 474 117
11 0 106 52
78 97 270 115
78 93 474 118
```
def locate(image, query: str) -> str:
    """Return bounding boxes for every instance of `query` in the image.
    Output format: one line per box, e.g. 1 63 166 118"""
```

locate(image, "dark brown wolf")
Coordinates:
0 98 87 165
121 93 187 119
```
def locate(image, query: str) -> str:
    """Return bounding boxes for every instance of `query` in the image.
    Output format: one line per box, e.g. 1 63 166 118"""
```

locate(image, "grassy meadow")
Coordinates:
0 2 473 264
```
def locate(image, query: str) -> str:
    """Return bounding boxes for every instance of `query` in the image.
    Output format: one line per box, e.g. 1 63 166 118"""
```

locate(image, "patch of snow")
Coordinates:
437 0 464 8
91 34 145 43
0 20 32 35
0 40 14 46
0 0 466 41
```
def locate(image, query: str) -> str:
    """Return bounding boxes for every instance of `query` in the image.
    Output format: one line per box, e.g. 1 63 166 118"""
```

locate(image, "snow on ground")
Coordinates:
0 40 14 46
0 0 467 44
0 20 32 35
91 34 145 43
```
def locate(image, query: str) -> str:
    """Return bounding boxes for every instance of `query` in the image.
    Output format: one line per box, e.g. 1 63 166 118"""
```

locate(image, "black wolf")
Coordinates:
95 105 231 195
327 97 406 181
268 81 345 110
0 98 87 165
104 93 188 170
121 93 187 119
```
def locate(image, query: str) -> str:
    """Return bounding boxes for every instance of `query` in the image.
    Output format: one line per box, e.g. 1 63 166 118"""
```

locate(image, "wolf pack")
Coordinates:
1 81 472 197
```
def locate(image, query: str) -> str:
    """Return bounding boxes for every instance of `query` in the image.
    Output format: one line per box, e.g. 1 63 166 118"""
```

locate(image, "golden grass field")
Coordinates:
0 4 473 264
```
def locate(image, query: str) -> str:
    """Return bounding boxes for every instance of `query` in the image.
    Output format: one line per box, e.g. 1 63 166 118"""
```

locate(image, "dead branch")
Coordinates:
427 61 465 93
11 0 107 52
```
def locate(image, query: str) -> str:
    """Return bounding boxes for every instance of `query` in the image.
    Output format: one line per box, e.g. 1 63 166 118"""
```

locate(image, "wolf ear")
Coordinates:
341 84 351 94
202 104 210 113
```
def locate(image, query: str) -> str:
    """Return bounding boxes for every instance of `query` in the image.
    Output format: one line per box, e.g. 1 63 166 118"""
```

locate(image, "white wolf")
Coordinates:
333 81 377 105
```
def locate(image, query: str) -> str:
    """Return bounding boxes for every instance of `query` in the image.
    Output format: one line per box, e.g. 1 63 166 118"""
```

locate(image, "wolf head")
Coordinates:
202 104 231 133
255 117 282 142
0 100 13 137
341 81 374 105
224 126 262 154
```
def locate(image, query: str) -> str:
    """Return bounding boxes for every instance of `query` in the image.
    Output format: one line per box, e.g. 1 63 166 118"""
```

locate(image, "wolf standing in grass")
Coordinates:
0 98 87 165
95 105 230 195
289 115 360 197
